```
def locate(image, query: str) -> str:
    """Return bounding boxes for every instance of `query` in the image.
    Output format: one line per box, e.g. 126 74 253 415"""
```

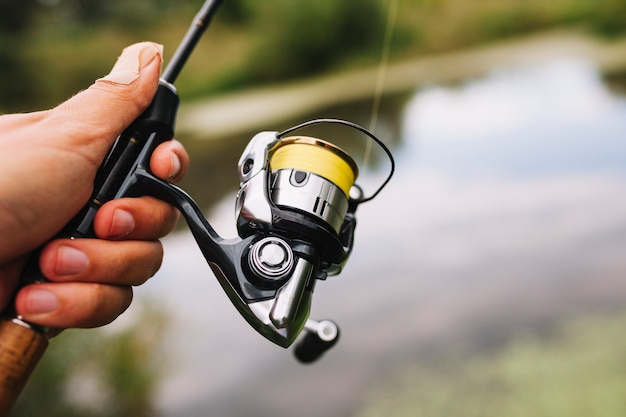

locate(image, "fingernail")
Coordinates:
109 209 135 238
24 289 59 315
98 42 163 85
168 152 182 180
56 246 89 275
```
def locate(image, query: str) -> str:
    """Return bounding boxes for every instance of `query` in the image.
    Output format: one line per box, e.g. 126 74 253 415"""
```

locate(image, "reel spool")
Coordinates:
268 136 358 235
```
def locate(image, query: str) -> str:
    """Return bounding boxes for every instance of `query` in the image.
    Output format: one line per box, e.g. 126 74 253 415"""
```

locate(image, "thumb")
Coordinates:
45 42 164 162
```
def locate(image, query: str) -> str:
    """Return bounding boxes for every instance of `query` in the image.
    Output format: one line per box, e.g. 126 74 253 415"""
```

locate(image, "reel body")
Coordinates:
231 129 359 347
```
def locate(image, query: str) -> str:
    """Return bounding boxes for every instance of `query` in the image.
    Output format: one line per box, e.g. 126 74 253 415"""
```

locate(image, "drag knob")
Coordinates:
248 237 294 283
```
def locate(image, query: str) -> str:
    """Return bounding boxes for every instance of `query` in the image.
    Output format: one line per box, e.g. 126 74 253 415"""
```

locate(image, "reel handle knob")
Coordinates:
294 320 340 364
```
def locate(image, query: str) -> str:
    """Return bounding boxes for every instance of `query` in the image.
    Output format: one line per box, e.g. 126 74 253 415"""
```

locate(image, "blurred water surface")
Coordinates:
129 57 626 417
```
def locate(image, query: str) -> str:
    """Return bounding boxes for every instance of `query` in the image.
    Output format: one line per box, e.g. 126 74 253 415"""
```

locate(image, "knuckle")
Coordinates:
87 284 133 327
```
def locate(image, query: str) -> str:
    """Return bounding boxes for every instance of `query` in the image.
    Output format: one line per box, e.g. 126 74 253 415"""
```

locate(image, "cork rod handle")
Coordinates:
0 319 48 417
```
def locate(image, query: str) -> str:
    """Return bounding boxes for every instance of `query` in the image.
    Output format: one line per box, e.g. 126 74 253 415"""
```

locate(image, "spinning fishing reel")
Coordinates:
131 117 394 362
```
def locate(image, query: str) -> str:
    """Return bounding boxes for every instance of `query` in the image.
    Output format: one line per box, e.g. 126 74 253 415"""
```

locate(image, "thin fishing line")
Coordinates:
364 0 399 169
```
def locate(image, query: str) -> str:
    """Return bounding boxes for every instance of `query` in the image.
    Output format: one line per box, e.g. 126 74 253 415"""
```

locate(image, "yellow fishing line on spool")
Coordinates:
270 137 358 197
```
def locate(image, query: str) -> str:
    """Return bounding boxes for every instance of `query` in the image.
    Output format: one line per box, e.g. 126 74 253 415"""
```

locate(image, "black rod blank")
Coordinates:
161 0 225 84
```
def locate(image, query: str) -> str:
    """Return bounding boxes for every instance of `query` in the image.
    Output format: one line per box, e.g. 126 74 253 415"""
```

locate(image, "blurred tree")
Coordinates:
218 0 256 25
0 0 42 32
2 0 624 111
0 0 43 111
242 0 386 84
37 0 187 29
591 0 626 37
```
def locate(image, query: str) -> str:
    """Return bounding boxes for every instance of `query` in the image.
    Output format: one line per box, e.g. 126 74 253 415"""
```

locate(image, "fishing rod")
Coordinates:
0 0 395 414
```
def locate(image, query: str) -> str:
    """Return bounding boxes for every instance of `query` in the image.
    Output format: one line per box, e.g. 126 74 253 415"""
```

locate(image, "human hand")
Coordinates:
0 42 190 332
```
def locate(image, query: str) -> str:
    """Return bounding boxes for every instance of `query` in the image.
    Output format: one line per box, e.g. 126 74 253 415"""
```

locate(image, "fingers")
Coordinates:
15 282 133 329
13 189 172 329
150 139 190 183
18 133 189 328
93 196 180 240
14 238 163 328
38 239 163 286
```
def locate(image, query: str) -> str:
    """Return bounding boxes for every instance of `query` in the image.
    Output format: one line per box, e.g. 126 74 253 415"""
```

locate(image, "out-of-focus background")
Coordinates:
5 0 626 416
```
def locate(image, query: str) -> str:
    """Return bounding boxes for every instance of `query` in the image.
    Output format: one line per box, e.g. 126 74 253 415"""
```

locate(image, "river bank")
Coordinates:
177 29 626 139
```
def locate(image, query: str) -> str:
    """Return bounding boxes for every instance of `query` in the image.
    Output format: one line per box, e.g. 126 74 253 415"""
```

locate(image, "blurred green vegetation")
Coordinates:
353 311 626 417
12 302 169 417
1 0 625 113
